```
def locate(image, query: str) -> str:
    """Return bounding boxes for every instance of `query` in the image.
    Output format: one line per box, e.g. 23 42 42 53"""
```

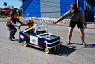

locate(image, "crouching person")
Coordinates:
6 10 25 41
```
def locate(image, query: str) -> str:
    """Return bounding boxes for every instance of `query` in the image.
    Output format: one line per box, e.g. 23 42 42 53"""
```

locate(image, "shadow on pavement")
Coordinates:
69 42 82 45
14 39 20 41
67 43 95 48
83 44 95 48
52 45 76 57
14 40 77 56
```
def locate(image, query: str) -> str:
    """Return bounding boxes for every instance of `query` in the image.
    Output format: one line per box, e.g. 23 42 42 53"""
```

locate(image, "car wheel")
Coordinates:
45 48 49 54
23 41 28 47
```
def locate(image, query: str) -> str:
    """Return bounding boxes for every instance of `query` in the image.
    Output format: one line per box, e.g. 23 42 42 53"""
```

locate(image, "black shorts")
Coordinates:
69 20 83 28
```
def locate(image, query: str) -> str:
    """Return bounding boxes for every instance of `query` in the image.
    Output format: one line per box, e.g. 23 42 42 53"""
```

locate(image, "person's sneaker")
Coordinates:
8 37 13 41
82 42 87 47
12 37 15 39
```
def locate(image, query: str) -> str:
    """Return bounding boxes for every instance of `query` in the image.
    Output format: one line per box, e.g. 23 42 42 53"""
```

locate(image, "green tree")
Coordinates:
7 5 10 8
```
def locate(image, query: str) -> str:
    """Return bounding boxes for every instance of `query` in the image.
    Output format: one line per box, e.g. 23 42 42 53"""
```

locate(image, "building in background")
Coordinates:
22 0 95 22
94 7 95 21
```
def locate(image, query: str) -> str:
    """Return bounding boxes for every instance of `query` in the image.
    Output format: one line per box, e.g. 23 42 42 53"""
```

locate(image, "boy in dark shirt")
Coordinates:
6 10 25 41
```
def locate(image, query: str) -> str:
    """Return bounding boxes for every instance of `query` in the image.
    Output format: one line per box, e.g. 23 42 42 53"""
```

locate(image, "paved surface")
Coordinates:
0 19 95 64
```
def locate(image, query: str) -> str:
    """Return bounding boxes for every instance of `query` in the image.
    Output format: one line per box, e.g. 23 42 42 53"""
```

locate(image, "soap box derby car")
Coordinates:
19 23 63 54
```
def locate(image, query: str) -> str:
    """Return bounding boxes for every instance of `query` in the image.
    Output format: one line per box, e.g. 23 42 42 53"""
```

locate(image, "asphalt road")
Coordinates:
0 19 95 64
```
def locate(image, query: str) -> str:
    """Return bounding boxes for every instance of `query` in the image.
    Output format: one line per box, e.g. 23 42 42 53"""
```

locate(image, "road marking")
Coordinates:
48 30 95 38
0 25 6 27
0 25 95 38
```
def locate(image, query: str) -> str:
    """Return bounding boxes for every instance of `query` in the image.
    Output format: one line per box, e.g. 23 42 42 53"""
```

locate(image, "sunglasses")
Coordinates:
71 7 74 9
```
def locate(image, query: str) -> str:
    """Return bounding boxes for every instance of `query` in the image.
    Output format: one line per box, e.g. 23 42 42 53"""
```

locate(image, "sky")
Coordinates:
0 0 22 8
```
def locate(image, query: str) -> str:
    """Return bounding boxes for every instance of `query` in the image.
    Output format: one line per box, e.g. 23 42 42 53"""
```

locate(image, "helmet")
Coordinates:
10 10 16 17
26 20 34 25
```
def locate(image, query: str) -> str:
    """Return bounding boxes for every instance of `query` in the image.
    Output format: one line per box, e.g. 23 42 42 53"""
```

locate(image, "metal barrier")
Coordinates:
21 17 70 25
19 17 95 29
